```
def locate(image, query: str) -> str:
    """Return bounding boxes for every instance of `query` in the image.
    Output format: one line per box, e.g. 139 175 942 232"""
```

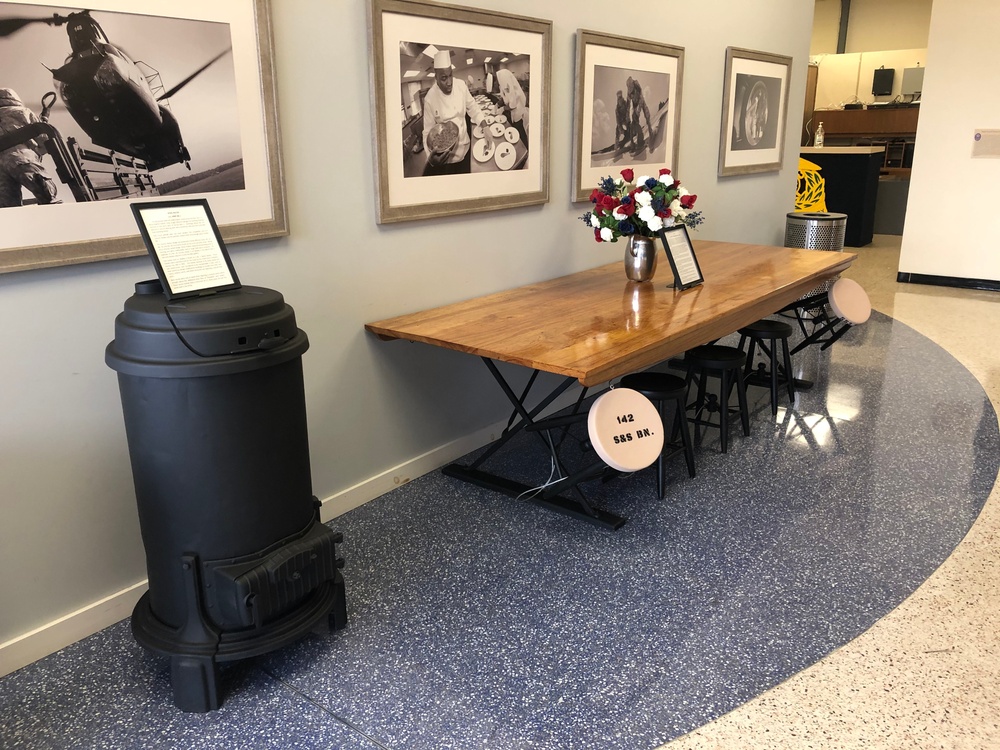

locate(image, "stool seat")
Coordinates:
618 371 696 498
788 278 873 355
828 277 872 325
685 345 745 370
619 371 687 398
683 345 750 453
738 319 793 337
737 318 796 415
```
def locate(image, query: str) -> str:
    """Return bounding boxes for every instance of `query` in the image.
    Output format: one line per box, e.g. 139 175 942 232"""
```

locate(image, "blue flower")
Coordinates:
599 176 617 194
644 177 658 189
621 195 633 206
617 220 636 235
580 211 593 225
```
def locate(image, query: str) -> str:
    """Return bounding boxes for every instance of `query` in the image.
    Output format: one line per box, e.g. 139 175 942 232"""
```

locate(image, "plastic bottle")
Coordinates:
814 121 825 148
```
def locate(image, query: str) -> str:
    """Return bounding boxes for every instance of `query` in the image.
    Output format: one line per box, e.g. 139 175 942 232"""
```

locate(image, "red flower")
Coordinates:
680 194 697 209
600 194 619 212
621 168 634 183
594 227 604 242
617 201 636 217
658 168 672 176
589 188 601 204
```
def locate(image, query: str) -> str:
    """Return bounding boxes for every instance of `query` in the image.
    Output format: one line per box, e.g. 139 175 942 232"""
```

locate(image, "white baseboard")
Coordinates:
0 390 585 677
318 418 510 522
0 581 147 678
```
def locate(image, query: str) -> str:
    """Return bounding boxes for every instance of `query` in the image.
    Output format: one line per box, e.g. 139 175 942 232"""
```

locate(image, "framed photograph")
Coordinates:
718 46 793 177
658 224 703 290
367 0 551 224
131 199 240 299
573 30 684 203
0 0 286 275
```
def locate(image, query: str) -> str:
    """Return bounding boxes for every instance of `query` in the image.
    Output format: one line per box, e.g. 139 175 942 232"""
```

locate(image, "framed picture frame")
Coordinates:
0 0 286 276
658 224 703 290
131 199 241 300
573 30 684 203
718 46 793 177
367 0 551 224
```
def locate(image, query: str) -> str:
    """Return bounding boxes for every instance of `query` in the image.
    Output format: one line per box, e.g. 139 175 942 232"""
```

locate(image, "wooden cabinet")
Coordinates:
812 107 919 175
814 107 919 138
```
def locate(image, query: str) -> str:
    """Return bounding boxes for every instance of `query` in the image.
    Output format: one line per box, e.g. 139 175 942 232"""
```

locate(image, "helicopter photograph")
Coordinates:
0 2 243 208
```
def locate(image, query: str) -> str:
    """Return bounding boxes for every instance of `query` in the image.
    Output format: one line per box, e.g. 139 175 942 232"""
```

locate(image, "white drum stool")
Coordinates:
789 277 872 355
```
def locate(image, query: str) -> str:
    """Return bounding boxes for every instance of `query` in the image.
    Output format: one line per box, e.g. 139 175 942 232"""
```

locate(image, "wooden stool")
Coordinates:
738 319 796 415
619 372 696 498
683 345 751 453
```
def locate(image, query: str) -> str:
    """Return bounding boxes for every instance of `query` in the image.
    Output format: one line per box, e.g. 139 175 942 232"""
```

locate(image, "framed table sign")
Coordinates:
131 199 241 300
658 224 703 290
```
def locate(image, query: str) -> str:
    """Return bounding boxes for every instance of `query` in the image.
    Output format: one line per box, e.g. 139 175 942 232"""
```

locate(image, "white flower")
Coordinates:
669 198 682 214
636 175 651 186
663 215 676 227
600 226 614 242
645 214 664 232
634 190 653 207
638 205 656 223
677 186 690 197
658 172 673 184
613 205 628 221
589 214 601 228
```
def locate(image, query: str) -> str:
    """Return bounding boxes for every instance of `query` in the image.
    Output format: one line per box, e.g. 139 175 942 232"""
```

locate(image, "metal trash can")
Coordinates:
106 280 346 713
785 211 847 297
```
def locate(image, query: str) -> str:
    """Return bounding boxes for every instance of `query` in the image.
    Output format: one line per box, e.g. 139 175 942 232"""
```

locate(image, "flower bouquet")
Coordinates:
580 168 703 242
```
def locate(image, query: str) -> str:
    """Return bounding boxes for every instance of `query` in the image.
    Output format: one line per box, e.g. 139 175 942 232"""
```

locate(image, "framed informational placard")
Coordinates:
0 0 286 275
132 199 241 299
573 29 684 202
718 46 792 177
367 0 551 224
658 224 703 290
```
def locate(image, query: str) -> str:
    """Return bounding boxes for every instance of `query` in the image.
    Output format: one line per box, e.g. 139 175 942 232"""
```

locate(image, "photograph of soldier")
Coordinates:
0 4 243 206
0 87 57 207
590 65 671 168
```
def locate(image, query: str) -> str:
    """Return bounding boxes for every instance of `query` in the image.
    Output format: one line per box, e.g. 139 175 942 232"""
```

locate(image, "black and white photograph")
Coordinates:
398 43 530 178
573 30 683 203
0 3 242 209
0 0 284 275
729 73 782 151
589 65 670 168
718 46 791 177
368 0 550 224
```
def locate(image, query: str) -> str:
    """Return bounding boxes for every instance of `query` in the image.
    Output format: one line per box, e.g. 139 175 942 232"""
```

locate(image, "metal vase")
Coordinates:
623 235 657 282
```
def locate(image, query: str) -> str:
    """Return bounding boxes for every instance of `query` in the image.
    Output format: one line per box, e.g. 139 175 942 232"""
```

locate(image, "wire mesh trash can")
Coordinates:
106 280 346 713
785 211 847 297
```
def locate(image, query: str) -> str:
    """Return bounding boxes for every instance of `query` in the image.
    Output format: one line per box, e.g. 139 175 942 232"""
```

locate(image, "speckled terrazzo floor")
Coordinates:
2 237 998 749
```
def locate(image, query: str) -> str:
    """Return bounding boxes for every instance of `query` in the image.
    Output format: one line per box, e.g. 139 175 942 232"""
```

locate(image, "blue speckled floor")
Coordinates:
2 311 997 750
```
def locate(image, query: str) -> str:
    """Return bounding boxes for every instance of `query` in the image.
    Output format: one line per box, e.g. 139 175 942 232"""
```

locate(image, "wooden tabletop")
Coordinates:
366 240 856 387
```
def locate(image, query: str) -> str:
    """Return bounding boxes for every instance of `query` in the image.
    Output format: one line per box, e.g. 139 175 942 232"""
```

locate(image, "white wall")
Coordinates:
845 0 932 53
812 48 927 109
812 0 933 55
899 0 1000 282
0 0 815 671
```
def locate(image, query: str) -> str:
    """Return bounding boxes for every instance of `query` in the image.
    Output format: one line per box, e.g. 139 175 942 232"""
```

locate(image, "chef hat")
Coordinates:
433 50 451 69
